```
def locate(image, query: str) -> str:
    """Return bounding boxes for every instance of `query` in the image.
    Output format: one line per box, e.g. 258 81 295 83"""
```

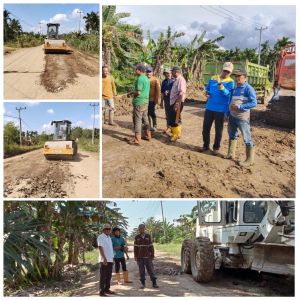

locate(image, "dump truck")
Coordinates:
203 61 270 104
44 120 77 159
43 23 69 54
181 200 294 283
265 43 295 129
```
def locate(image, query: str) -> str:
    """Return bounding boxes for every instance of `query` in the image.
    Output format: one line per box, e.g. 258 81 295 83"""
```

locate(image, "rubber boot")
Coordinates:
225 139 237 159
140 279 145 289
170 126 180 142
239 146 255 167
116 272 122 285
123 271 132 284
152 278 159 289
177 124 181 139
109 110 115 126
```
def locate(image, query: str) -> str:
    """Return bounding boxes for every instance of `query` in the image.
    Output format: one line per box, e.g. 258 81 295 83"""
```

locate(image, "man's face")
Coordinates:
114 230 120 237
146 71 153 78
135 69 142 75
103 227 111 235
102 68 109 77
235 74 246 85
221 70 230 78
164 72 171 79
172 70 179 78
139 227 145 235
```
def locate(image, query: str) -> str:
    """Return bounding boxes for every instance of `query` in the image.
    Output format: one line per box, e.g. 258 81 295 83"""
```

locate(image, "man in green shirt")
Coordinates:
127 64 151 145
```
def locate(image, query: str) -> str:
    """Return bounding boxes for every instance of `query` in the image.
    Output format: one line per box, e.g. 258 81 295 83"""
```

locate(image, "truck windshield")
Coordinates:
48 25 58 39
200 201 221 223
244 201 267 223
53 123 67 140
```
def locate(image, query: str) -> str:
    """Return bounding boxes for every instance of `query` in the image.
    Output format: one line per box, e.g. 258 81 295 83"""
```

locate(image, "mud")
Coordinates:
103 101 295 198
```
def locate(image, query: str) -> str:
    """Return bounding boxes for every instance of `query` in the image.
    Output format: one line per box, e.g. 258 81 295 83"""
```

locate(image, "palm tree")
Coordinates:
10 18 22 35
84 11 99 33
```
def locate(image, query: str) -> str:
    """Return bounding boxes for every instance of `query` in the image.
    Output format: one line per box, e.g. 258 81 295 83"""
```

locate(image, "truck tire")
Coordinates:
181 239 193 274
190 237 214 283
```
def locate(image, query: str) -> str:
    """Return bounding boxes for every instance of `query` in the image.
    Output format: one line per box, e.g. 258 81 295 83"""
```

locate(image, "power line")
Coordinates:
256 26 268 64
15 107 26 145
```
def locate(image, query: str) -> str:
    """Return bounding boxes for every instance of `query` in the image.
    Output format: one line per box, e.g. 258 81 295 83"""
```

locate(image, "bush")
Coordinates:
4 144 43 158
77 138 99 152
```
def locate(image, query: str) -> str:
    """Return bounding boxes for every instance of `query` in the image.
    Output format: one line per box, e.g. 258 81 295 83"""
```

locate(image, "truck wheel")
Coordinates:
181 239 193 274
191 237 214 283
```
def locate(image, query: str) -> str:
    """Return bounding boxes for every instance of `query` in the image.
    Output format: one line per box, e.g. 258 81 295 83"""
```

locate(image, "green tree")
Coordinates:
4 122 19 145
84 11 99 33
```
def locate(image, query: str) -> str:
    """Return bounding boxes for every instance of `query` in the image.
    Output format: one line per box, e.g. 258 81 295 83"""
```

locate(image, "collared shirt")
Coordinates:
111 236 126 259
102 75 117 100
161 78 175 103
133 74 150 107
170 75 187 105
149 76 161 104
134 233 154 259
97 233 114 263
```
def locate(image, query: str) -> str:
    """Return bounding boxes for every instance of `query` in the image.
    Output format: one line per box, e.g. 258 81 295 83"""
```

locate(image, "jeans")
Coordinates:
228 115 253 147
133 104 149 135
168 102 184 127
164 99 171 127
202 109 225 150
99 262 113 293
114 257 127 273
137 258 156 282
148 101 157 128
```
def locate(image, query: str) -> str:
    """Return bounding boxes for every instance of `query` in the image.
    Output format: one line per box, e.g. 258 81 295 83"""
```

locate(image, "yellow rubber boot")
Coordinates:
123 270 132 284
116 272 122 285
170 126 180 142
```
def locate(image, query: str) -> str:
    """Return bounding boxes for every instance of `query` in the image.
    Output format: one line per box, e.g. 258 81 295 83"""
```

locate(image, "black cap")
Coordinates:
146 66 153 72
136 64 146 72
113 226 121 232
232 69 247 76
172 66 181 72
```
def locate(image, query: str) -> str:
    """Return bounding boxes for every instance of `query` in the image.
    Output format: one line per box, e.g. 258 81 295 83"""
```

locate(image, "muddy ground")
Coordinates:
4 149 99 198
7 246 293 297
4 45 99 99
103 97 295 198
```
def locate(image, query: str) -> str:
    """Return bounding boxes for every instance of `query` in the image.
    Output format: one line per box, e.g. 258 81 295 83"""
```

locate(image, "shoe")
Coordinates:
170 126 180 142
123 271 133 284
108 111 116 126
105 290 116 295
140 280 145 289
100 291 107 297
225 140 237 159
239 146 255 167
152 279 159 289
199 147 211 153
212 149 219 156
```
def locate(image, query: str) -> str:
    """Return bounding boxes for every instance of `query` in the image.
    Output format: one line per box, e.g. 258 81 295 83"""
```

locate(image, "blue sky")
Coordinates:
4 3 99 34
117 5 296 49
113 201 197 234
4 102 100 133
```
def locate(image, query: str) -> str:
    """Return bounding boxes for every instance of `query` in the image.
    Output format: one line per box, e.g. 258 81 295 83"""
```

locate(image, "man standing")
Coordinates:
146 67 161 132
127 64 151 145
111 227 132 285
226 69 257 167
97 224 115 296
102 66 117 126
201 62 234 155
134 224 159 289
160 68 175 133
169 66 187 142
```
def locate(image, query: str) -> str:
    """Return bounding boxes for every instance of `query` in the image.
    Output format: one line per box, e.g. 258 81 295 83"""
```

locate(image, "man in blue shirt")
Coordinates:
160 68 175 133
201 62 235 155
226 69 257 167
111 227 132 285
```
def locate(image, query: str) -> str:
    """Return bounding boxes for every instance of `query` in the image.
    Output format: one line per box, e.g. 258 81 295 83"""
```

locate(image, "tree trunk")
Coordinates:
68 233 74 264
103 44 111 69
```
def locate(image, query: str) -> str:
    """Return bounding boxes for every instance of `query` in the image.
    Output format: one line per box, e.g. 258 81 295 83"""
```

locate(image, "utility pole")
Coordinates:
256 26 268 65
77 10 84 33
90 103 99 145
38 22 43 35
160 201 167 243
16 107 26 145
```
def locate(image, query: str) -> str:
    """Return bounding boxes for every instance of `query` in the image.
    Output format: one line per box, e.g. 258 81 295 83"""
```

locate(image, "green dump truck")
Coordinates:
202 61 270 104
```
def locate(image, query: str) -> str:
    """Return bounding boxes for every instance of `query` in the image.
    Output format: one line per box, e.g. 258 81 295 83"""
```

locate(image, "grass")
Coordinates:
78 138 99 152
4 144 43 158
65 34 99 54
154 242 182 257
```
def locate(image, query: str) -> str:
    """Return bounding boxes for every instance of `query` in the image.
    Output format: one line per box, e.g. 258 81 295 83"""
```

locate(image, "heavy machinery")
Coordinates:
44 120 77 159
43 23 69 54
265 43 295 128
181 200 294 283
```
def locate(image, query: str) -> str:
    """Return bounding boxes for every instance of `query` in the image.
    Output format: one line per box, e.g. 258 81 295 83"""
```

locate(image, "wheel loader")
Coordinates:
43 120 77 160
43 23 69 54
181 200 294 283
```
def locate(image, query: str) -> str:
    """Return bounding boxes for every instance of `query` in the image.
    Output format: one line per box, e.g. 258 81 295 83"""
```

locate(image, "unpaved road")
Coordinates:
72 247 294 297
103 100 295 198
4 45 99 99
4 149 99 198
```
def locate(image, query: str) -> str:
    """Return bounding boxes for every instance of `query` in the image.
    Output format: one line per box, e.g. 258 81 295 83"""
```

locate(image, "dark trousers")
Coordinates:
164 99 171 127
168 102 184 127
202 109 225 150
137 258 156 282
148 101 157 128
114 257 127 273
99 262 113 293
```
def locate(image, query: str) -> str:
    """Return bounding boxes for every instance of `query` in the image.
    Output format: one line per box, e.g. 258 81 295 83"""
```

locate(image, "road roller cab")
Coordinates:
44 120 77 159
43 23 69 54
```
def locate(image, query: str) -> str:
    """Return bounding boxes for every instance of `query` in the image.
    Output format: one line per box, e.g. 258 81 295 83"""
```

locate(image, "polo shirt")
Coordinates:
97 233 114 263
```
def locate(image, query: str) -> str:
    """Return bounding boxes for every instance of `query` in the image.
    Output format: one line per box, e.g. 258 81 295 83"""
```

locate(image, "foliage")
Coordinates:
154 242 181 257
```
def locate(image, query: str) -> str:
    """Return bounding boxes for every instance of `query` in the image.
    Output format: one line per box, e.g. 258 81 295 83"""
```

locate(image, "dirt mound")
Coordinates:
115 94 133 116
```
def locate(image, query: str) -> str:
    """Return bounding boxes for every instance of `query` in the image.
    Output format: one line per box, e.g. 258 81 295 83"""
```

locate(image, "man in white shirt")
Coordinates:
97 224 115 296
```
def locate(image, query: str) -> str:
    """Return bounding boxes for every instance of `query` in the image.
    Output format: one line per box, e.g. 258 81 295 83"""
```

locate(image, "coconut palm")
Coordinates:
84 11 99 33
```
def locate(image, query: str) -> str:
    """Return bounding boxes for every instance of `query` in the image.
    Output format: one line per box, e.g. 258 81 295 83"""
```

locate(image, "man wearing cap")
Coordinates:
111 227 132 285
127 64 151 145
160 68 175 133
200 62 235 155
146 67 161 132
169 66 187 141
134 224 159 289
97 224 115 296
226 69 257 166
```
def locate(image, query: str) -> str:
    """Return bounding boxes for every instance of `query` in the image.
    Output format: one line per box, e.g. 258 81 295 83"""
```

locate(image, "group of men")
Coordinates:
102 61 257 167
97 223 158 297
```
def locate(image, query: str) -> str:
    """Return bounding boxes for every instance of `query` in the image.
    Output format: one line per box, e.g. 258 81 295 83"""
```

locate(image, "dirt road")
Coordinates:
103 100 295 198
4 149 99 198
4 45 99 99
72 247 293 297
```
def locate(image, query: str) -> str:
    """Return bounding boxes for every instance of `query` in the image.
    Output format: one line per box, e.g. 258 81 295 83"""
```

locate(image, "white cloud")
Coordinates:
47 108 55 114
42 122 52 134
25 102 40 107
76 120 84 126
50 13 68 23
71 8 82 19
